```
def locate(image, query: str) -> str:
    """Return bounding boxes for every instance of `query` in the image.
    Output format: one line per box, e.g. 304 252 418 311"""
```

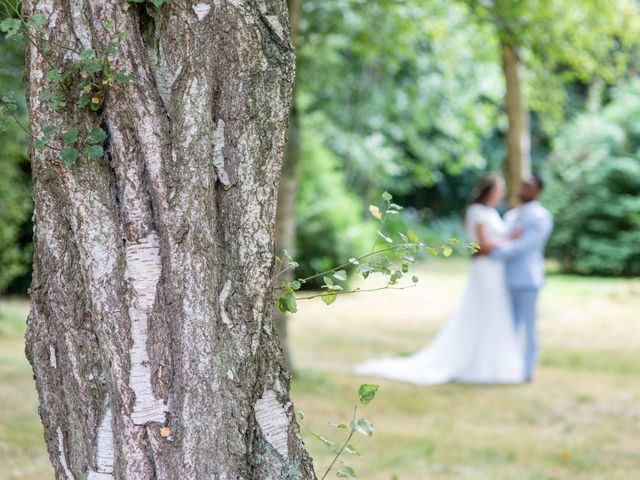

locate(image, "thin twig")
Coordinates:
321 406 358 480
296 284 416 301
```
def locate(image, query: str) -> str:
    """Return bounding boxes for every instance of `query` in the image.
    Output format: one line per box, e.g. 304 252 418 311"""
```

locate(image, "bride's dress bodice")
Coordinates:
465 204 507 244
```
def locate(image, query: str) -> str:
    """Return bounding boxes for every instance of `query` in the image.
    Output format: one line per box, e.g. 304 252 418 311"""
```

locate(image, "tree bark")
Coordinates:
272 0 302 372
500 40 531 208
23 0 315 478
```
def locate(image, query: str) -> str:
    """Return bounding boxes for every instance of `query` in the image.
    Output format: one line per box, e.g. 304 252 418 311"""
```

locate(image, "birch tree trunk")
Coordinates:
272 0 302 372
23 0 315 478
500 40 531 208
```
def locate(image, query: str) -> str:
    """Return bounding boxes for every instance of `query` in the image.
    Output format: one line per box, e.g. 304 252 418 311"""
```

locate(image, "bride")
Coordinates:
355 175 525 385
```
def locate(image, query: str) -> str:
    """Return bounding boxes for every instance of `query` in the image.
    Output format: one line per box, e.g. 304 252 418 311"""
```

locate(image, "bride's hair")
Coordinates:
468 174 501 206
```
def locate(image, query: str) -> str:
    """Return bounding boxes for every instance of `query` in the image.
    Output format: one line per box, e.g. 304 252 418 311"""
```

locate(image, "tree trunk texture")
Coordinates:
272 0 302 372
23 0 315 478
500 40 531 208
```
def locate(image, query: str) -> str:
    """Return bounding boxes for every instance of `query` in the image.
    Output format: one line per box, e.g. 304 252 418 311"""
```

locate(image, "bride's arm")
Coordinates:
474 223 499 255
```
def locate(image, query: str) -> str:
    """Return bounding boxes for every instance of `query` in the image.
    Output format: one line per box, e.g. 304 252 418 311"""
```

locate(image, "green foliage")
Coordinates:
0 13 31 292
546 79 640 276
298 384 380 479
295 119 373 286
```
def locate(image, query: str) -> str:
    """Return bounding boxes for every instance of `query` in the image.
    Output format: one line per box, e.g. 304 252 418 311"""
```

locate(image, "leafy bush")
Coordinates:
545 80 640 276
295 117 374 286
0 29 32 293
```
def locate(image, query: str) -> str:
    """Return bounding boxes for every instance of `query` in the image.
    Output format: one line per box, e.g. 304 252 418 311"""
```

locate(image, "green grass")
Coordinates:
1 261 639 479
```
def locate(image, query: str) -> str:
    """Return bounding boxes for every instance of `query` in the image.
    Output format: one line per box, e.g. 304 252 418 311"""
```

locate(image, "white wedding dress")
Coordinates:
355 204 525 385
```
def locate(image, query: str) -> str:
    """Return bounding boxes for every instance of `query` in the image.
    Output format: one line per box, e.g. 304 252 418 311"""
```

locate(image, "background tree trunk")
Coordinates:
23 0 315 478
501 40 531 208
273 0 302 372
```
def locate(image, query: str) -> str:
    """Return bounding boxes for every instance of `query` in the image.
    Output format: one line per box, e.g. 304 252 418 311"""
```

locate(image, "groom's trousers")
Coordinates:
509 289 539 380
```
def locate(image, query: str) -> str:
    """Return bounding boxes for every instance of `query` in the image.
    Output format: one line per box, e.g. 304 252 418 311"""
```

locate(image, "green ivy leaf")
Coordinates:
27 13 47 28
277 293 297 314
42 124 60 135
80 49 96 60
84 145 104 160
0 18 22 38
62 127 79 144
86 126 107 144
60 148 79 166
358 384 379 405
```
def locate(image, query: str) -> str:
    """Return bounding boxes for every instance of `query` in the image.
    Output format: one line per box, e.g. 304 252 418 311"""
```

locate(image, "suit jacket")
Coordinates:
491 201 554 290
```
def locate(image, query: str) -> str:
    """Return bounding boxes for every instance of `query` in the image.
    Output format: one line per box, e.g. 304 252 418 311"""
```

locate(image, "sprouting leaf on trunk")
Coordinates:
62 128 79 144
277 292 297 313
60 148 79 166
86 126 108 144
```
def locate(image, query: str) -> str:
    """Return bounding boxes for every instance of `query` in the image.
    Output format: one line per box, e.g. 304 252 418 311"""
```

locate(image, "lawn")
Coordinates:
1 260 639 479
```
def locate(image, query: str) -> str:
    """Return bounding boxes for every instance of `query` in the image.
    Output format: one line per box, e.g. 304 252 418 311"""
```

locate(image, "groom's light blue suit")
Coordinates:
491 200 553 380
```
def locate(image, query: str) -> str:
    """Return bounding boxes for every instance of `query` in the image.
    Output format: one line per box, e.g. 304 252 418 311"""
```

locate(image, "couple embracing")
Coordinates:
356 175 553 385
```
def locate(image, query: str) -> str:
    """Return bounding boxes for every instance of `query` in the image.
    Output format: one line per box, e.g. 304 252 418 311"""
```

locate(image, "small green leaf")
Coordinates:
450 237 460 245
323 276 334 287
381 191 392 201
0 18 22 37
412 275 419 284
329 422 348 429
333 270 347 281
84 145 104 160
277 293 297 314
60 148 79 166
33 138 47 149
336 466 357 478
407 229 420 243
358 384 380 405
377 230 393 244
290 280 301 291
42 124 60 135
80 49 96 60
86 126 107 144
368 205 382 220
62 128 79 144
104 20 116 29
114 71 133 84
442 245 453 257
47 70 62 81
314 434 335 448
352 418 373 437
425 246 438 256
344 444 359 455
321 291 337 306
27 13 47 28
297 411 305 421
151 0 168 6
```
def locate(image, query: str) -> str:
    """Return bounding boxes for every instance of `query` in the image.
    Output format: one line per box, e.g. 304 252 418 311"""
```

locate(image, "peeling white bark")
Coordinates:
265 15 285 40
192 3 210 20
68 0 92 50
126 232 167 425
213 118 231 187
254 390 290 459
57 427 76 480
87 402 114 479
218 279 233 327
49 345 57 369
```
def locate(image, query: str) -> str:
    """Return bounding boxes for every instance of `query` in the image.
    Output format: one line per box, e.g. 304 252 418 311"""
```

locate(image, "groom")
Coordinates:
490 175 553 382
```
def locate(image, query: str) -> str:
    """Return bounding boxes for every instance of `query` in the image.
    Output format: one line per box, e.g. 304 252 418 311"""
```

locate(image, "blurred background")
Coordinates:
1 0 640 479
